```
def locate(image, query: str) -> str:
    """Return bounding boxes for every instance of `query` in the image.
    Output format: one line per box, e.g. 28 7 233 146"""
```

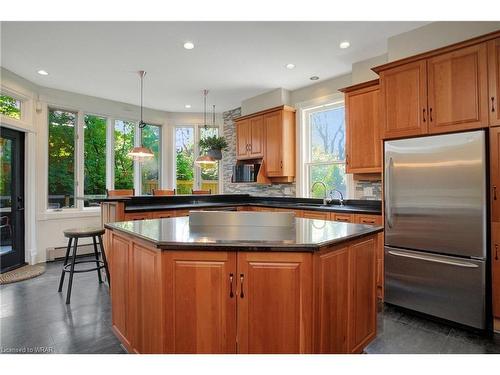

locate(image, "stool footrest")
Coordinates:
63 260 106 274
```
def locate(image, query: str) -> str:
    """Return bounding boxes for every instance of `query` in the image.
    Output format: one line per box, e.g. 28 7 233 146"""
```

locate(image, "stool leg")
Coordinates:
58 237 73 292
92 236 103 284
66 237 78 304
98 235 110 287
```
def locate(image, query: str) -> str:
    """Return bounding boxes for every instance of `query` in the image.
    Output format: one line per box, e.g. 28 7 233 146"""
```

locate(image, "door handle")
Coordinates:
429 107 433 122
494 186 497 201
386 157 394 229
388 250 479 268
492 97 496 112
422 108 426 122
229 273 234 298
495 244 499 261
239 273 244 298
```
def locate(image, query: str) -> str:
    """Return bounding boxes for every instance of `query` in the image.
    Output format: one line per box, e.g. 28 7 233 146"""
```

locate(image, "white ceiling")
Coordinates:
1 21 428 112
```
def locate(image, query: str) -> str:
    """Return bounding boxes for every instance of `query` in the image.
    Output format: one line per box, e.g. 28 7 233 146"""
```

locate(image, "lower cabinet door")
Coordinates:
349 237 377 353
163 251 237 353
492 222 500 320
236 252 312 353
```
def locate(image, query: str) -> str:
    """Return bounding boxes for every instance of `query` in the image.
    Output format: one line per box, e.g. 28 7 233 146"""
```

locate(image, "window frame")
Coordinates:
174 124 222 194
45 108 163 212
300 98 352 199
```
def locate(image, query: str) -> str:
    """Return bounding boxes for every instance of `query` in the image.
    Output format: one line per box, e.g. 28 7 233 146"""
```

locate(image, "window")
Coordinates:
305 103 347 199
48 109 76 209
84 115 107 206
199 126 219 194
114 120 135 190
0 94 21 120
141 124 161 195
175 127 195 194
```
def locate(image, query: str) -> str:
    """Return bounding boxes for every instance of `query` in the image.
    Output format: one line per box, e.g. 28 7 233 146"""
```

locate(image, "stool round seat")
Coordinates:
63 227 105 238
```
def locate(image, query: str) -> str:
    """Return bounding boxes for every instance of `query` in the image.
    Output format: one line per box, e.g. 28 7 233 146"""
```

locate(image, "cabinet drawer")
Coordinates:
332 213 354 223
302 210 331 220
174 210 190 217
354 214 382 225
124 212 152 221
151 210 176 219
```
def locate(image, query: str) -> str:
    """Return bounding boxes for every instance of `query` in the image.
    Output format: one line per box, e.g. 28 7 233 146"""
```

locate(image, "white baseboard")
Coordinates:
46 244 95 261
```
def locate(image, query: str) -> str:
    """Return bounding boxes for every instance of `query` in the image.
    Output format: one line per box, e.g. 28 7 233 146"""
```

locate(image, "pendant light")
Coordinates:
195 89 217 166
128 70 154 161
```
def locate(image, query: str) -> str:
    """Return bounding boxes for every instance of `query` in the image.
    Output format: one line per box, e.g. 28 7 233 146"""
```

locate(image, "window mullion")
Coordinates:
76 111 84 210
106 118 114 191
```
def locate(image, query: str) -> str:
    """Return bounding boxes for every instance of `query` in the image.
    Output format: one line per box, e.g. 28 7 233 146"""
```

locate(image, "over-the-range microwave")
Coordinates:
231 164 261 183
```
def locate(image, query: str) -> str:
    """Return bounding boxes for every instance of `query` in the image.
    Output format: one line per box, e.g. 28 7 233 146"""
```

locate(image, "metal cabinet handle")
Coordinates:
229 273 234 298
280 160 283 169
492 97 496 112
423 108 426 122
388 250 479 268
239 273 244 298
495 244 499 261
429 107 433 122
494 185 497 201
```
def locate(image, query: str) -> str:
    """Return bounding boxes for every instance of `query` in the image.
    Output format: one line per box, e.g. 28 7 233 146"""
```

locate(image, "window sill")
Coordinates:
38 208 101 221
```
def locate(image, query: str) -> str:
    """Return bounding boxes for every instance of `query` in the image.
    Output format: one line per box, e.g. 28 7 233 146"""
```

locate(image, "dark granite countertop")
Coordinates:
97 194 382 215
105 216 383 252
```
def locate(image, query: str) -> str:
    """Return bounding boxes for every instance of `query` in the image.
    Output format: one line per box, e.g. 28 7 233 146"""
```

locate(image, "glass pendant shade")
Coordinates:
128 146 154 161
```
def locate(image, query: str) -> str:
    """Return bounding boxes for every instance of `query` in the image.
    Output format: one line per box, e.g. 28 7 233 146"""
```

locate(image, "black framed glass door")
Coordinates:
0 127 25 273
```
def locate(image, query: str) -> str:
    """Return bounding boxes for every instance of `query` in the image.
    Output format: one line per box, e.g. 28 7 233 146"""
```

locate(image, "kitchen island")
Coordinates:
104 211 383 354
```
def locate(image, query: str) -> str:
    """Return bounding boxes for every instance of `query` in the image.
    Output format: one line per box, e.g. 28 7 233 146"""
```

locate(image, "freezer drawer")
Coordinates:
384 247 486 329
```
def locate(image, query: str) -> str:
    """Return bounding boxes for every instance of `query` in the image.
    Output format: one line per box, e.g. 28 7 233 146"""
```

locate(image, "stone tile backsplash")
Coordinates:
353 180 382 200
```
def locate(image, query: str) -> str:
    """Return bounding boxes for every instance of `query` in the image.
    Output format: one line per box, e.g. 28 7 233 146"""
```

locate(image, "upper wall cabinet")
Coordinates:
340 80 382 174
427 43 488 133
373 30 500 139
235 105 296 182
379 61 428 139
489 38 500 127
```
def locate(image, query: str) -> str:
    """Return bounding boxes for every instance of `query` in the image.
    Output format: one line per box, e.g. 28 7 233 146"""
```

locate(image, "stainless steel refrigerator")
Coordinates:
384 130 487 329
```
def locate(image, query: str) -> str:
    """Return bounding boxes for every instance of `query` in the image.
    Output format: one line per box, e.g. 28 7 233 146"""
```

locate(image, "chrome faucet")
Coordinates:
311 181 330 205
329 189 345 206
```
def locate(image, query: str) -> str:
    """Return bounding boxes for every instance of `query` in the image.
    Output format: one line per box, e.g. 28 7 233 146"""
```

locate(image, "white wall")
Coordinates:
1 67 222 263
241 88 291 115
351 54 387 85
387 21 500 61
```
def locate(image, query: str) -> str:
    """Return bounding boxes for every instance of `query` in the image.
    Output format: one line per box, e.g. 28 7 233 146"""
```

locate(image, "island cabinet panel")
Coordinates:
348 237 377 353
492 127 500 222
313 246 350 353
489 38 500 126
427 43 489 133
236 252 313 354
124 212 153 221
380 60 428 139
163 251 237 354
109 232 132 351
128 242 163 354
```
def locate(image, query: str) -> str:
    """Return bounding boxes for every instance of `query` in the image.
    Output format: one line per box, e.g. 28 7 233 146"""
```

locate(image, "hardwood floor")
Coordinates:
1 257 499 354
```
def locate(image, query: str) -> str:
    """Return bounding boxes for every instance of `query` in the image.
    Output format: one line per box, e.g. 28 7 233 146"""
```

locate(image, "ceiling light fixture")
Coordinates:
286 63 295 70
339 41 351 49
127 71 154 161
185 104 192 109
195 89 217 166
183 42 195 50
310 76 320 81
37 70 49 76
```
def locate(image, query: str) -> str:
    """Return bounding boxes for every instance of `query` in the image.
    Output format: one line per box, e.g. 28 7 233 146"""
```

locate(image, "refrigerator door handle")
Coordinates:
388 250 480 268
386 157 394 228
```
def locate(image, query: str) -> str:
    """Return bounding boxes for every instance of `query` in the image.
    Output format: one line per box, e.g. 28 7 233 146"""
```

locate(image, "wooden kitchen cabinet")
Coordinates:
379 60 428 139
264 108 296 180
302 210 331 220
348 237 377 353
124 212 153 221
236 116 265 159
492 222 500 323
236 118 251 159
341 80 382 173
354 214 383 225
492 127 500 222
489 38 500 127
427 43 489 133
237 251 312 353
332 213 354 223
163 251 237 354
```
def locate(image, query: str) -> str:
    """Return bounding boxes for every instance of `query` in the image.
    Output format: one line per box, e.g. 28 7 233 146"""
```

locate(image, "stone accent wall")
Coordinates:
222 107 296 197
353 180 382 200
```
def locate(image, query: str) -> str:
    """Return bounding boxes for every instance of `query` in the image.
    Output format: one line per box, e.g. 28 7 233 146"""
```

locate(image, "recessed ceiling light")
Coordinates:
339 41 351 49
285 63 295 70
37 69 49 76
183 42 195 50
310 76 320 81
185 104 192 109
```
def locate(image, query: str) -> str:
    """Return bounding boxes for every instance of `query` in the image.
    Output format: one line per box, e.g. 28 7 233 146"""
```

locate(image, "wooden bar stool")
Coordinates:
57 227 110 304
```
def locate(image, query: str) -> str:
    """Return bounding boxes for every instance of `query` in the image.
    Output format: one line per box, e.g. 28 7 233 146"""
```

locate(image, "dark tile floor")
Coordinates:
1 257 500 354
